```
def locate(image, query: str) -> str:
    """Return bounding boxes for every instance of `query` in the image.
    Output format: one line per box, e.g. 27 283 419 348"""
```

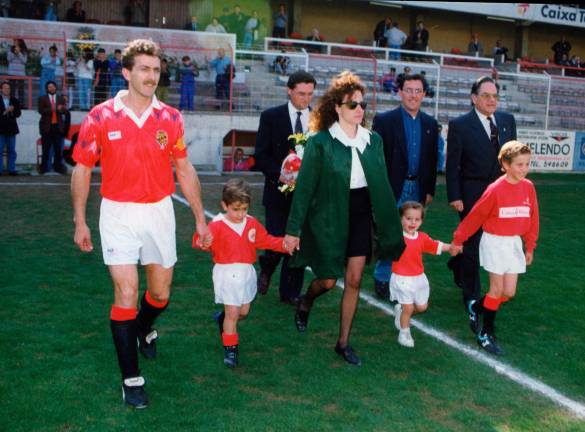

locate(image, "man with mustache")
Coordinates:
71 39 210 409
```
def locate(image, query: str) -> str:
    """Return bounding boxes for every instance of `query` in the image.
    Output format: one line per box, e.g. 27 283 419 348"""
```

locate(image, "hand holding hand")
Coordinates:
449 244 463 256
283 234 300 255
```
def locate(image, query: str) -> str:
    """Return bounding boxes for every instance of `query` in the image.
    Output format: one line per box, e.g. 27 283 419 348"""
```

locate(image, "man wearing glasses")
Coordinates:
371 74 439 299
446 76 517 332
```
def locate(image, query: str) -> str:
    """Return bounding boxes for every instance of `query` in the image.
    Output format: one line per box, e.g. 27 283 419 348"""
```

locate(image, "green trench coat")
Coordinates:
286 129 406 279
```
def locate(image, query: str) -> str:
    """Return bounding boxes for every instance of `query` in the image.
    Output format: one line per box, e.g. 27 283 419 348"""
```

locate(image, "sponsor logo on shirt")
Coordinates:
248 228 256 242
108 130 122 140
499 206 530 218
156 129 168 149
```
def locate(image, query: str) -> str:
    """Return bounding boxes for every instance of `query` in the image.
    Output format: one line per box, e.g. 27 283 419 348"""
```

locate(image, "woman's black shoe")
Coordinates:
334 343 361 366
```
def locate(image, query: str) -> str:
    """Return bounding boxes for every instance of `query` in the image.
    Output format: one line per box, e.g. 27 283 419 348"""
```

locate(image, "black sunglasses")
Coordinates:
340 101 367 110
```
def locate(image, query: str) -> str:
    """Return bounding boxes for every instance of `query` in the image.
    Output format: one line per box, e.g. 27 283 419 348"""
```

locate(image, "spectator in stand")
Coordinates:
243 10 259 49
273 51 290 75
219 7 231 32
386 22 407 60
552 36 571 65
567 55 583 77
65 50 76 109
396 66 412 88
0 81 22 175
227 5 247 44
44 1 57 21
272 3 287 38
40 45 61 97
381 67 398 93
66 1 86 23
206 17 226 33
7 39 28 105
558 53 570 67
468 33 484 57
156 58 171 103
493 40 509 65
178 55 199 112
411 21 429 52
127 0 146 27
0 0 10 17
223 147 250 171
208 48 232 100
374 17 392 48
76 49 94 111
38 80 70 175
184 15 198 31
420 70 435 98
93 48 110 106
306 28 324 53
109 49 126 98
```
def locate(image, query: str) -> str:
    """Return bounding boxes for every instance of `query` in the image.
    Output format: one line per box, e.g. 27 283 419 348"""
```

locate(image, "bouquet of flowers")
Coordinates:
279 133 308 194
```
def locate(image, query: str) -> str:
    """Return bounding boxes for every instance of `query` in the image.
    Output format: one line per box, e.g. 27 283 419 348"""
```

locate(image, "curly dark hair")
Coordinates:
309 71 366 132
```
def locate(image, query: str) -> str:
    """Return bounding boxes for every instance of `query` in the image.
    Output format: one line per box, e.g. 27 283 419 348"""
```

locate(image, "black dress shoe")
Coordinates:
257 271 271 295
334 343 361 366
280 296 300 306
294 297 310 332
374 279 390 300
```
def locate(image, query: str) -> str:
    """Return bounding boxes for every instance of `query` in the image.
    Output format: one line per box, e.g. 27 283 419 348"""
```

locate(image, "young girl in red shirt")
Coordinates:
193 178 288 367
391 201 453 347
452 141 539 355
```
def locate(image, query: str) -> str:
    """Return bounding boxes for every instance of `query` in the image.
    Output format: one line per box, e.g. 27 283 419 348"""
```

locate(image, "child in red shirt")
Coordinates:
391 201 452 348
193 178 288 368
452 141 539 356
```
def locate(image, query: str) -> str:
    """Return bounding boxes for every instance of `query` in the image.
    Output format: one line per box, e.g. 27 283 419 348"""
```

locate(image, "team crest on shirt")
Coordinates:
248 228 256 242
156 130 168 149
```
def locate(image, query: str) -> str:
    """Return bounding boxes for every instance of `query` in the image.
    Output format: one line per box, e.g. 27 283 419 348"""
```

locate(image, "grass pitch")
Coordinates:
0 173 584 431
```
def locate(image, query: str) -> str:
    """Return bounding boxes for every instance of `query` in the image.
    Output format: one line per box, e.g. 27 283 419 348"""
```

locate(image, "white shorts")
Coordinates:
390 273 430 305
479 232 526 275
99 196 177 268
212 263 257 306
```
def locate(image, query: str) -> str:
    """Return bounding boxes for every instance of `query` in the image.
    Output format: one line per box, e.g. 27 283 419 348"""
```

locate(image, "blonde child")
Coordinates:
452 141 539 356
391 201 452 347
193 178 289 367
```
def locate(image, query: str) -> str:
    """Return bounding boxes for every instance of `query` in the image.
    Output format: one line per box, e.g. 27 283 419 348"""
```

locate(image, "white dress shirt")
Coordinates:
328 122 371 189
288 101 309 134
475 108 496 140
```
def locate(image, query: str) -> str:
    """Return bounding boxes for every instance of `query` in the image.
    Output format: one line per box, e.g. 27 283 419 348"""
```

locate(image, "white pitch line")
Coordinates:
172 192 585 420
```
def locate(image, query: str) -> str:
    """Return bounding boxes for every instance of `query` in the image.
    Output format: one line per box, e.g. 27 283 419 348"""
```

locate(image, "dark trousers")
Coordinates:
259 204 304 300
40 124 65 173
272 27 286 38
449 179 489 308
94 84 109 106
10 79 25 107
215 74 230 100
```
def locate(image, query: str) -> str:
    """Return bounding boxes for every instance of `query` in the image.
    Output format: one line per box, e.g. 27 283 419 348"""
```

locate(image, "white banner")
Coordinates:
517 129 575 172
383 2 585 29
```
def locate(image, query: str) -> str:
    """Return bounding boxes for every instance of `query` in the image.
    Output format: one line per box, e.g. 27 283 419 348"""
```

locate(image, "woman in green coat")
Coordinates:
283 71 404 366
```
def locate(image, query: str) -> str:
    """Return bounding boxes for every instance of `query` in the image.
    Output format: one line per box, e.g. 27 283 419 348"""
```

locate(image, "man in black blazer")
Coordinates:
371 73 439 298
0 81 22 175
38 81 70 175
254 71 316 305
446 76 517 331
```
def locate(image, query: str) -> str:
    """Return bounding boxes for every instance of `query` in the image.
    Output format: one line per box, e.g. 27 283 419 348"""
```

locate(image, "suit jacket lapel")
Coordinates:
394 108 408 160
470 110 491 146
494 112 508 146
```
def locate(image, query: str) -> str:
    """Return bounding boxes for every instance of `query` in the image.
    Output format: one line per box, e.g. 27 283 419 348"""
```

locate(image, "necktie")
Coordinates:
294 111 303 134
486 116 499 153
50 95 57 124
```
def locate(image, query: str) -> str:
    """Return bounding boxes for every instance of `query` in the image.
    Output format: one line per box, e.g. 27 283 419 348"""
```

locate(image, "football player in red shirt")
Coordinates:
71 39 210 409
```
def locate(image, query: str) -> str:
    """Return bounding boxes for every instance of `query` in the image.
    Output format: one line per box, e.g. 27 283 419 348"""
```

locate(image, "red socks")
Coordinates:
145 290 168 309
222 333 238 347
110 305 137 321
483 295 502 311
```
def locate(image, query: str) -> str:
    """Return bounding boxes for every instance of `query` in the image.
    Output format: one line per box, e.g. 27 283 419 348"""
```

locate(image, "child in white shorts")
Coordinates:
391 201 452 348
452 141 539 356
193 178 289 368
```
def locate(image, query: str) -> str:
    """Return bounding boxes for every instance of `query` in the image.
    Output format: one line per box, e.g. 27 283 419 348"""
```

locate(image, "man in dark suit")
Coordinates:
0 81 22 175
446 76 517 332
371 73 439 299
38 81 70 174
254 71 316 305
